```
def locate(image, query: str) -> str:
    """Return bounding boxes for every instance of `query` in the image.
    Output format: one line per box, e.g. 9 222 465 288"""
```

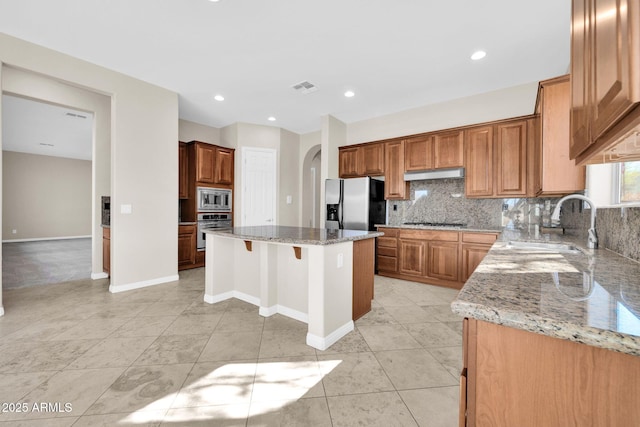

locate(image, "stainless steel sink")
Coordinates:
506 241 581 254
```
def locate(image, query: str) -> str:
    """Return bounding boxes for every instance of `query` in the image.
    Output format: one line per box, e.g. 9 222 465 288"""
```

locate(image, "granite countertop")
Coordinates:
451 229 640 356
179 221 197 225
205 225 382 245
376 224 503 233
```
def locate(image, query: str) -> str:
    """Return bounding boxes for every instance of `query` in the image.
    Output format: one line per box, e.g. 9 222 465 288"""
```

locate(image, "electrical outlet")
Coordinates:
337 253 343 268
12 229 17 234
502 203 509 212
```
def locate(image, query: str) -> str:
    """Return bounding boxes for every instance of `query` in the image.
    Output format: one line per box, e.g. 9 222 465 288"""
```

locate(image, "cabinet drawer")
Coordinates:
377 246 397 257
377 255 397 272
462 232 498 244
377 228 399 238
399 229 459 242
377 236 398 248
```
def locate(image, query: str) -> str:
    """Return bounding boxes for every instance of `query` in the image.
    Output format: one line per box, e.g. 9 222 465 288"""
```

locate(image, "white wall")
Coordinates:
346 81 539 144
2 65 110 280
0 33 179 296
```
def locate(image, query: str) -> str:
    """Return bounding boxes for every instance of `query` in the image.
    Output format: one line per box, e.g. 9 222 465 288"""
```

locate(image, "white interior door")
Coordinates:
242 147 276 226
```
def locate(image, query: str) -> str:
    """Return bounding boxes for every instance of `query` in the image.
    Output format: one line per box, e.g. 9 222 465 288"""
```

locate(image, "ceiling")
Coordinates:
2 95 93 160
0 0 571 135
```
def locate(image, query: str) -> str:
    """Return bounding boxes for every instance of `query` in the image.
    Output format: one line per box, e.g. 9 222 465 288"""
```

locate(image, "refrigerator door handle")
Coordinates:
338 200 343 228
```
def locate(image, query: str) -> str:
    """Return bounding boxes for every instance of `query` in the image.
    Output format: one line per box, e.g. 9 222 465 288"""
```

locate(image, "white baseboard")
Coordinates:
91 272 109 280
259 305 278 317
204 291 234 304
277 305 308 323
0 306 4 317
109 274 179 293
233 291 261 307
2 235 92 243
307 320 354 351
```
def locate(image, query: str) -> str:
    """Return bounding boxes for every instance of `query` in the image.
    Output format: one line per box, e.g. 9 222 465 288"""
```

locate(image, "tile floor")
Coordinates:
0 269 462 426
2 239 92 289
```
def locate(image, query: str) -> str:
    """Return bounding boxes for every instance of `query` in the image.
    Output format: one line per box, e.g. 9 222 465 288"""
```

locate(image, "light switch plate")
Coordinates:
120 204 132 214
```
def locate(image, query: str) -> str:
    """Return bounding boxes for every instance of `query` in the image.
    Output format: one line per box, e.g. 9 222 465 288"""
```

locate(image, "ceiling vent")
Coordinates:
292 80 318 94
65 112 88 119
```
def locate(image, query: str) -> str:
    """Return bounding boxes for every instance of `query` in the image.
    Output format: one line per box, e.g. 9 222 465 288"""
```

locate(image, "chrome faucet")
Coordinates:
551 194 598 249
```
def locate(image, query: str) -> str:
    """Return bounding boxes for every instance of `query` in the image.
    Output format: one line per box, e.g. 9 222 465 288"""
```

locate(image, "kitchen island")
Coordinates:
452 230 640 426
203 226 382 350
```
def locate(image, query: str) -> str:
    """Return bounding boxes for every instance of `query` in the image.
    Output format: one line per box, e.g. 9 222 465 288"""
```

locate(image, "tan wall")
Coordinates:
346 81 538 145
2 151 91 239
0 33 179 294
178 119 223 146
279 128 300 226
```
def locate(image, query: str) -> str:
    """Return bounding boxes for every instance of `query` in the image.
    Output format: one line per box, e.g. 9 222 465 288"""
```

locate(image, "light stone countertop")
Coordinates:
451 229 640 356
205 225 382 245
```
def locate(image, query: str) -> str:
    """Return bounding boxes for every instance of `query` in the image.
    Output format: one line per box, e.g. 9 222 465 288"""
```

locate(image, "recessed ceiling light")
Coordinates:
344 90 355 98
214 94 224 101
268 116 276 122
471 50 487 60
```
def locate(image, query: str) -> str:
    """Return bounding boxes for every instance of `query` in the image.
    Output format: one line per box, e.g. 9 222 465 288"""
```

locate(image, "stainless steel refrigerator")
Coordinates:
325 177 386 231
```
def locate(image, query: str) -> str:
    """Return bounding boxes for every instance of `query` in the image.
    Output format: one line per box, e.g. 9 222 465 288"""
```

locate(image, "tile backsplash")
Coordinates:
386 179 558 230
561 200 640 262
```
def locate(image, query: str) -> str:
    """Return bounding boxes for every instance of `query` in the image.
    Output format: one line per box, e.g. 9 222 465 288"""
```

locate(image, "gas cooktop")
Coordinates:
403 222 467 228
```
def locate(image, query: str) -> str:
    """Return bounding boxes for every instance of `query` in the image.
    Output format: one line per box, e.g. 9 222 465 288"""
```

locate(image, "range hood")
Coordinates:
403 167 465 181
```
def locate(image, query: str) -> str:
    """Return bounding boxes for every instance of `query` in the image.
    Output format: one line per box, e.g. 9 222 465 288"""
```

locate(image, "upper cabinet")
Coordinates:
465 119 529 198
533 75 586 196
193 142 235 188
214 147 234 186
571 0 640 164
433 131 464 169
384 140 410 200
179 142 189 199
404 131 463 172
338 143 385 178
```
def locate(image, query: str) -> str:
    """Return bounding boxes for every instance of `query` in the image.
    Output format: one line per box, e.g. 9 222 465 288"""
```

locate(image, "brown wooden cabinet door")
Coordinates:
570 0 593 159
384 140 409 199
537 77 586 195
178 225 197 267
495 120 527 196
461 243 490 282
399 239 426 276
339 147 360 178
590 0 638 140
214 147 234 186
360 143 385 176
434 131 463 169
404 135 433 171
464 126 494 197
196 143 216 184
179 142 188 199
428 241 459 282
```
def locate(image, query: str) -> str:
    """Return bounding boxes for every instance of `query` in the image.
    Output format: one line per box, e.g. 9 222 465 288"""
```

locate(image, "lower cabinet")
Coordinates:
178 224 197 270
102 226 110 276
377 228 497 289
461 318 640 426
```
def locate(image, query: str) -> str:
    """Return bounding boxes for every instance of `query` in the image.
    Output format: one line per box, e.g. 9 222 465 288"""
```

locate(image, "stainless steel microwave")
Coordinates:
197 187 232 212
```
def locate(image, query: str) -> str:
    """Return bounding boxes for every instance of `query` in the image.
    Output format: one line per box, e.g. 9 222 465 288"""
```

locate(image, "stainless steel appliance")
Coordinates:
197 187 232 212
197 212 232 250
325 177 385 231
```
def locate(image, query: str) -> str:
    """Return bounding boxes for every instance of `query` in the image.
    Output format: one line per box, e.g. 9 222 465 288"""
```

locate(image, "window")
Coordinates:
619 161 640 203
